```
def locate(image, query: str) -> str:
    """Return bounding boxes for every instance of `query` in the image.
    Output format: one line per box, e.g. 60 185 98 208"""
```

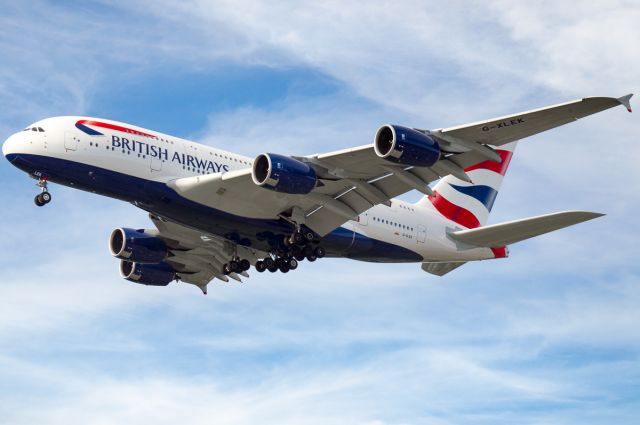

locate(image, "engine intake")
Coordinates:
252 153 317 194
109 228 167 264
374 124 440 167
120 260 175 286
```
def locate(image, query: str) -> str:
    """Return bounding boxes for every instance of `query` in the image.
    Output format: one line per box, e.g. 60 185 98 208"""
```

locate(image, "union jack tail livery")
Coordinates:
419 142 517 228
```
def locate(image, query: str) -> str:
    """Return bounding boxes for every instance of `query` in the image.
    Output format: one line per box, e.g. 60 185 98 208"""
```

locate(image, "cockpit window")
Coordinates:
37 127 44 132
31 127 37 131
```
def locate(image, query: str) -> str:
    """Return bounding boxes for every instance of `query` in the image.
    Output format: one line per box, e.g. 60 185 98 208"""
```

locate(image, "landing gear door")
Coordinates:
64 132 78 151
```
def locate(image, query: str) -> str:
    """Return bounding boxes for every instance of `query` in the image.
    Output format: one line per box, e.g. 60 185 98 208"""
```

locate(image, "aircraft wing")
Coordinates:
167 95 631 236
148 214 268 293
428 94 633 150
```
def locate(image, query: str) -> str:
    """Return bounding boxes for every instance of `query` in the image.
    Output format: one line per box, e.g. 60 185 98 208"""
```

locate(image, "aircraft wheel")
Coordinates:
240 259 251 271
287 258 298 270
41 192 51 204
303 245 314 257
290 245 302 257
268 263 278 273
279 263 290 273
229 260 240 272
264 257 275 269
306 254 317 262
314 246 326 258
292 231 305 245
295 254 305 262
255 260 266 272
34 195 45 207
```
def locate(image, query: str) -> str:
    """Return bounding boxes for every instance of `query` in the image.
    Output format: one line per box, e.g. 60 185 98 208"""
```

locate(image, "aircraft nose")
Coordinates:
2 132 21 162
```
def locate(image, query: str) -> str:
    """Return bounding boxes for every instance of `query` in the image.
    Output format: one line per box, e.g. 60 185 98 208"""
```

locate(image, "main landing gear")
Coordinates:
222 257 251 275
34 177 52 207
254 228 326 274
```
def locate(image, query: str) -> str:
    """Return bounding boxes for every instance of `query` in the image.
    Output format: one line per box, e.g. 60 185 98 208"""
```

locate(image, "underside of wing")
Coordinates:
149 214 268 292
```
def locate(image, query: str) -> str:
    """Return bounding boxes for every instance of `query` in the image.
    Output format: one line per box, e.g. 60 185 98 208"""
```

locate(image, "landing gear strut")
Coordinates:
34 177 51 207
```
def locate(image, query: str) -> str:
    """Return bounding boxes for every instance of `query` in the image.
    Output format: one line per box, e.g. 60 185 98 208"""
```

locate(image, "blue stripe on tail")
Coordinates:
449 184 498 211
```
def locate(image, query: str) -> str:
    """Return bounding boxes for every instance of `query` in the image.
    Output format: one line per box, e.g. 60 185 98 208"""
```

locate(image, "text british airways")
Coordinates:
111 136 229 172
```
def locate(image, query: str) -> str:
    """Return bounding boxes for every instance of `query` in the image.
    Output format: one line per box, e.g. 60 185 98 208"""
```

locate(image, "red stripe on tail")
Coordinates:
465 150 513 175
429 191 481 229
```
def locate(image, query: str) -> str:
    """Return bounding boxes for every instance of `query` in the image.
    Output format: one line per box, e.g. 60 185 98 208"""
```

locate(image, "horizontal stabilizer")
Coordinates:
449 211 604 247
421 261 467 276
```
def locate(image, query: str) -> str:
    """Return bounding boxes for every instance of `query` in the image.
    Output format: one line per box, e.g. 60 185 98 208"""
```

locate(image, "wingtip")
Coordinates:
576 211 606 220
617 93 633 113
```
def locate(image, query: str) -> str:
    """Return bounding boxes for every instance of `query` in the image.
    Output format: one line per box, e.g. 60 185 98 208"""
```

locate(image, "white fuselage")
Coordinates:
3 116 498 263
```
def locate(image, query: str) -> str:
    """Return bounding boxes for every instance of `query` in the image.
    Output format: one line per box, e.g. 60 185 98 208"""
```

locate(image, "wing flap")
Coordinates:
449 211 604 247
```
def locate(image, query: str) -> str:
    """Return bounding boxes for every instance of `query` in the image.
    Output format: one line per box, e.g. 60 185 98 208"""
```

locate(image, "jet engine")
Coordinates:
374 124 441 167
251 153 317 194
119 260 175 286
109 228 167 263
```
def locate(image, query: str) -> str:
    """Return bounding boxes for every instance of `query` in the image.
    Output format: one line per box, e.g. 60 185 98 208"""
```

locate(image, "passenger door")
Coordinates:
416 224 427 243
64 131 78 151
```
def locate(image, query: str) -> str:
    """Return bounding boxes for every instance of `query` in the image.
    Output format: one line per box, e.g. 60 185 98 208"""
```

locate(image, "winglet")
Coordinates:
617 93 633 112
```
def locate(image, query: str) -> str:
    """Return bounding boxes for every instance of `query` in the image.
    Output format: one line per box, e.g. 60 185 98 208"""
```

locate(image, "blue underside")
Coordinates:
6 153 422 263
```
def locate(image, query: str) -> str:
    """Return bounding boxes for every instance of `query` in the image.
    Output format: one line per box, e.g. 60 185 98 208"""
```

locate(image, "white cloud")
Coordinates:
1 2 639 424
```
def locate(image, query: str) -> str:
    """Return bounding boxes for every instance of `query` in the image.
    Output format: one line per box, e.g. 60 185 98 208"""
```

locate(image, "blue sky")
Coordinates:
1 1 639 424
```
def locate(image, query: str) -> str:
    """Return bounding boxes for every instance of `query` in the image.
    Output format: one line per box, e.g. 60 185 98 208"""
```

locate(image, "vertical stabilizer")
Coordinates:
417 142 517 228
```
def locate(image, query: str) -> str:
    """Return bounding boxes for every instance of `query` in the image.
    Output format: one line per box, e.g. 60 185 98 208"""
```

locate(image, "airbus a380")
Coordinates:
3 94 633 293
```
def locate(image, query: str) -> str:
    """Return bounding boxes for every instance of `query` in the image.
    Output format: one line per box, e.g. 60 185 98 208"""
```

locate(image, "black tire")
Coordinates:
293 232 305 244
288 258 298 270
34 195 45 207
279 263 290 273
295 254 305 262
314 246 326 258
240 259 251 271
303 245 314 257
303 230 315 242
268 264 278 273
255 260 266 272
264 257 275 268
229 260 240 272
306 254 317 262
41 192 51 203
290 245 302 257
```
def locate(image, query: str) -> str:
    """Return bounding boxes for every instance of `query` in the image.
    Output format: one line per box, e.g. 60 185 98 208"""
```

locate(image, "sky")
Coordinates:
0 1 639 424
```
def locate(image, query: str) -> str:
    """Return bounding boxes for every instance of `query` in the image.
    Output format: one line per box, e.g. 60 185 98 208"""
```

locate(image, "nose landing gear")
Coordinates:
34 177 51 207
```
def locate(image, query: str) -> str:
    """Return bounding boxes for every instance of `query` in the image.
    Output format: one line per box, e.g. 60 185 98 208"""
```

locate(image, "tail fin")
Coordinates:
417 142 517 228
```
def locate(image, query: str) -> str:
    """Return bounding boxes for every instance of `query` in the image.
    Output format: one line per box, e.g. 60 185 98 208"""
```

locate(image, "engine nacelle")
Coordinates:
109 228 167 264
120 260 175 286
252 153 317 194
374 124 440 167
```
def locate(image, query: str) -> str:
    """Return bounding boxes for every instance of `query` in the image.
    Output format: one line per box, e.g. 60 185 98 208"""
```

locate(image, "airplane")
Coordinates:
2 94 633 294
